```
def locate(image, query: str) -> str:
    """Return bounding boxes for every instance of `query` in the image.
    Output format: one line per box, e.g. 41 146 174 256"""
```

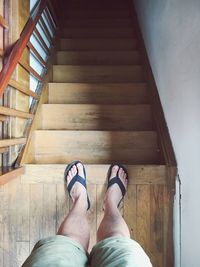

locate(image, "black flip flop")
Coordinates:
107 163 128 207
64 161 90 210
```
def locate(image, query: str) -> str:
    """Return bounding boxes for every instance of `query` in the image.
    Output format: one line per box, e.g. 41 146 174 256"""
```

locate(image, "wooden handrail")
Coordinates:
0 0 48 98
0 14 9 29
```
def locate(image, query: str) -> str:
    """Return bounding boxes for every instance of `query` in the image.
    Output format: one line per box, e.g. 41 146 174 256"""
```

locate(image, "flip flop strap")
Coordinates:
107 176 126 197
67 174 87 194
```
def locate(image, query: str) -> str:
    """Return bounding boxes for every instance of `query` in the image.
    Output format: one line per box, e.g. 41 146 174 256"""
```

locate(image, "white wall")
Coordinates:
133 0 200 266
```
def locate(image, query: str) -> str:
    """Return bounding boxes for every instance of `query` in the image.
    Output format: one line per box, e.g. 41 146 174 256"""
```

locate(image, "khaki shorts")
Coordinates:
22 235 152 267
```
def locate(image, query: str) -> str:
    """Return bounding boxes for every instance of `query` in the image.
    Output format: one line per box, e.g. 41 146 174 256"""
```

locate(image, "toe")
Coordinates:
118 167 124 178
110 165 119 179
123 172 127 180
77 162 85 179
72 165 77 176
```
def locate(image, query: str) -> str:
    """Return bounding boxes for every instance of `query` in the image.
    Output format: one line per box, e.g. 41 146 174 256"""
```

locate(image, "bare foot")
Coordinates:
104 165 128 209
66 163 88 210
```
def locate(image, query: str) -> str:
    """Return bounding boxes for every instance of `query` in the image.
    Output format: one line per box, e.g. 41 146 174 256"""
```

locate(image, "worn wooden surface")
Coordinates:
41 104 152 130
0 169 172 267
27 130 159 164
48 83 148 104
56 51 140 65
9 1 175 267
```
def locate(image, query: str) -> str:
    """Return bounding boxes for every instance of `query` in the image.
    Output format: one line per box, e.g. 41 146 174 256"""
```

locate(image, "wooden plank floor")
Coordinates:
0 165 172 267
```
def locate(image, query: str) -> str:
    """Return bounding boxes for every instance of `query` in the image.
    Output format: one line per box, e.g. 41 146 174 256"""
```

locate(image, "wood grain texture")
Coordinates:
30 184 43 251
1 168 173 267
56 50 140 65
21 164 167 185
29 130 160 164
53 65 144 83
41 104 153 130
42 184 57 238
48 83 148 104
0 106 33 119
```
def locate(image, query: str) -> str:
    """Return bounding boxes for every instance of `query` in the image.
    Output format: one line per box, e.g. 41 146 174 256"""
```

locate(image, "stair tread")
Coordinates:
48 83 148 104
53 65 144 83
21 164 167 185
41 104 153 130
28 130 160 164
56 50 140 65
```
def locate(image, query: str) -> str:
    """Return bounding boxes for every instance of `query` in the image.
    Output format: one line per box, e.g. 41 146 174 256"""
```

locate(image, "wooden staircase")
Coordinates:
21 0 175 266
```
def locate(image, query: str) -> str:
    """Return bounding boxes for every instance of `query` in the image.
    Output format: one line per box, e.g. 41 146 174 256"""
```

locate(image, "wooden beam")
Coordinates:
19 59 42 81
0 138 27 148
0 106 34 119
27 41 46 67
9 79 39 99
0 14 9 29
0 167 25 185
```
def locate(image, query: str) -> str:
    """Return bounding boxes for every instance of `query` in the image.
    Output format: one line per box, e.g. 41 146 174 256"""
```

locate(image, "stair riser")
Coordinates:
31 131 160 164
61 28 135 38
66 10 131 19
64 19 133 27
53 65 144 83
56 51 140 65
59 38 137 51
41 104 153 131
48 83 148 104
22 165 167 185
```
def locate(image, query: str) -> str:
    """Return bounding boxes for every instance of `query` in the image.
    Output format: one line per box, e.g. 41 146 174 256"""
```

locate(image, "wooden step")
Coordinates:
48 83 148 104
53 65 144 83
59 38 137 51
56 51 140 65
66 9 131 19
67 2 130 9
64 19 133 27
21 164 167 185
28 130 160 164
61 28 135 38
41 104 153 130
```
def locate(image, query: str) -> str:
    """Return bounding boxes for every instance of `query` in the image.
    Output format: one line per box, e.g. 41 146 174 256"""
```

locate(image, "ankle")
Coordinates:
104 198 118 212
73 195 88 212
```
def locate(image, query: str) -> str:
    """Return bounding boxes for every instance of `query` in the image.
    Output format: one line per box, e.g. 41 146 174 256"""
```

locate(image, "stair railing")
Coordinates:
0 0 58 185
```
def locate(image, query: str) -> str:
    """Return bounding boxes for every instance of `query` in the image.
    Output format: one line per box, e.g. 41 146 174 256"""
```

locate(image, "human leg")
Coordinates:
97 165 129 242
57 162 90 251
90 164 152 267
22 162 90 267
